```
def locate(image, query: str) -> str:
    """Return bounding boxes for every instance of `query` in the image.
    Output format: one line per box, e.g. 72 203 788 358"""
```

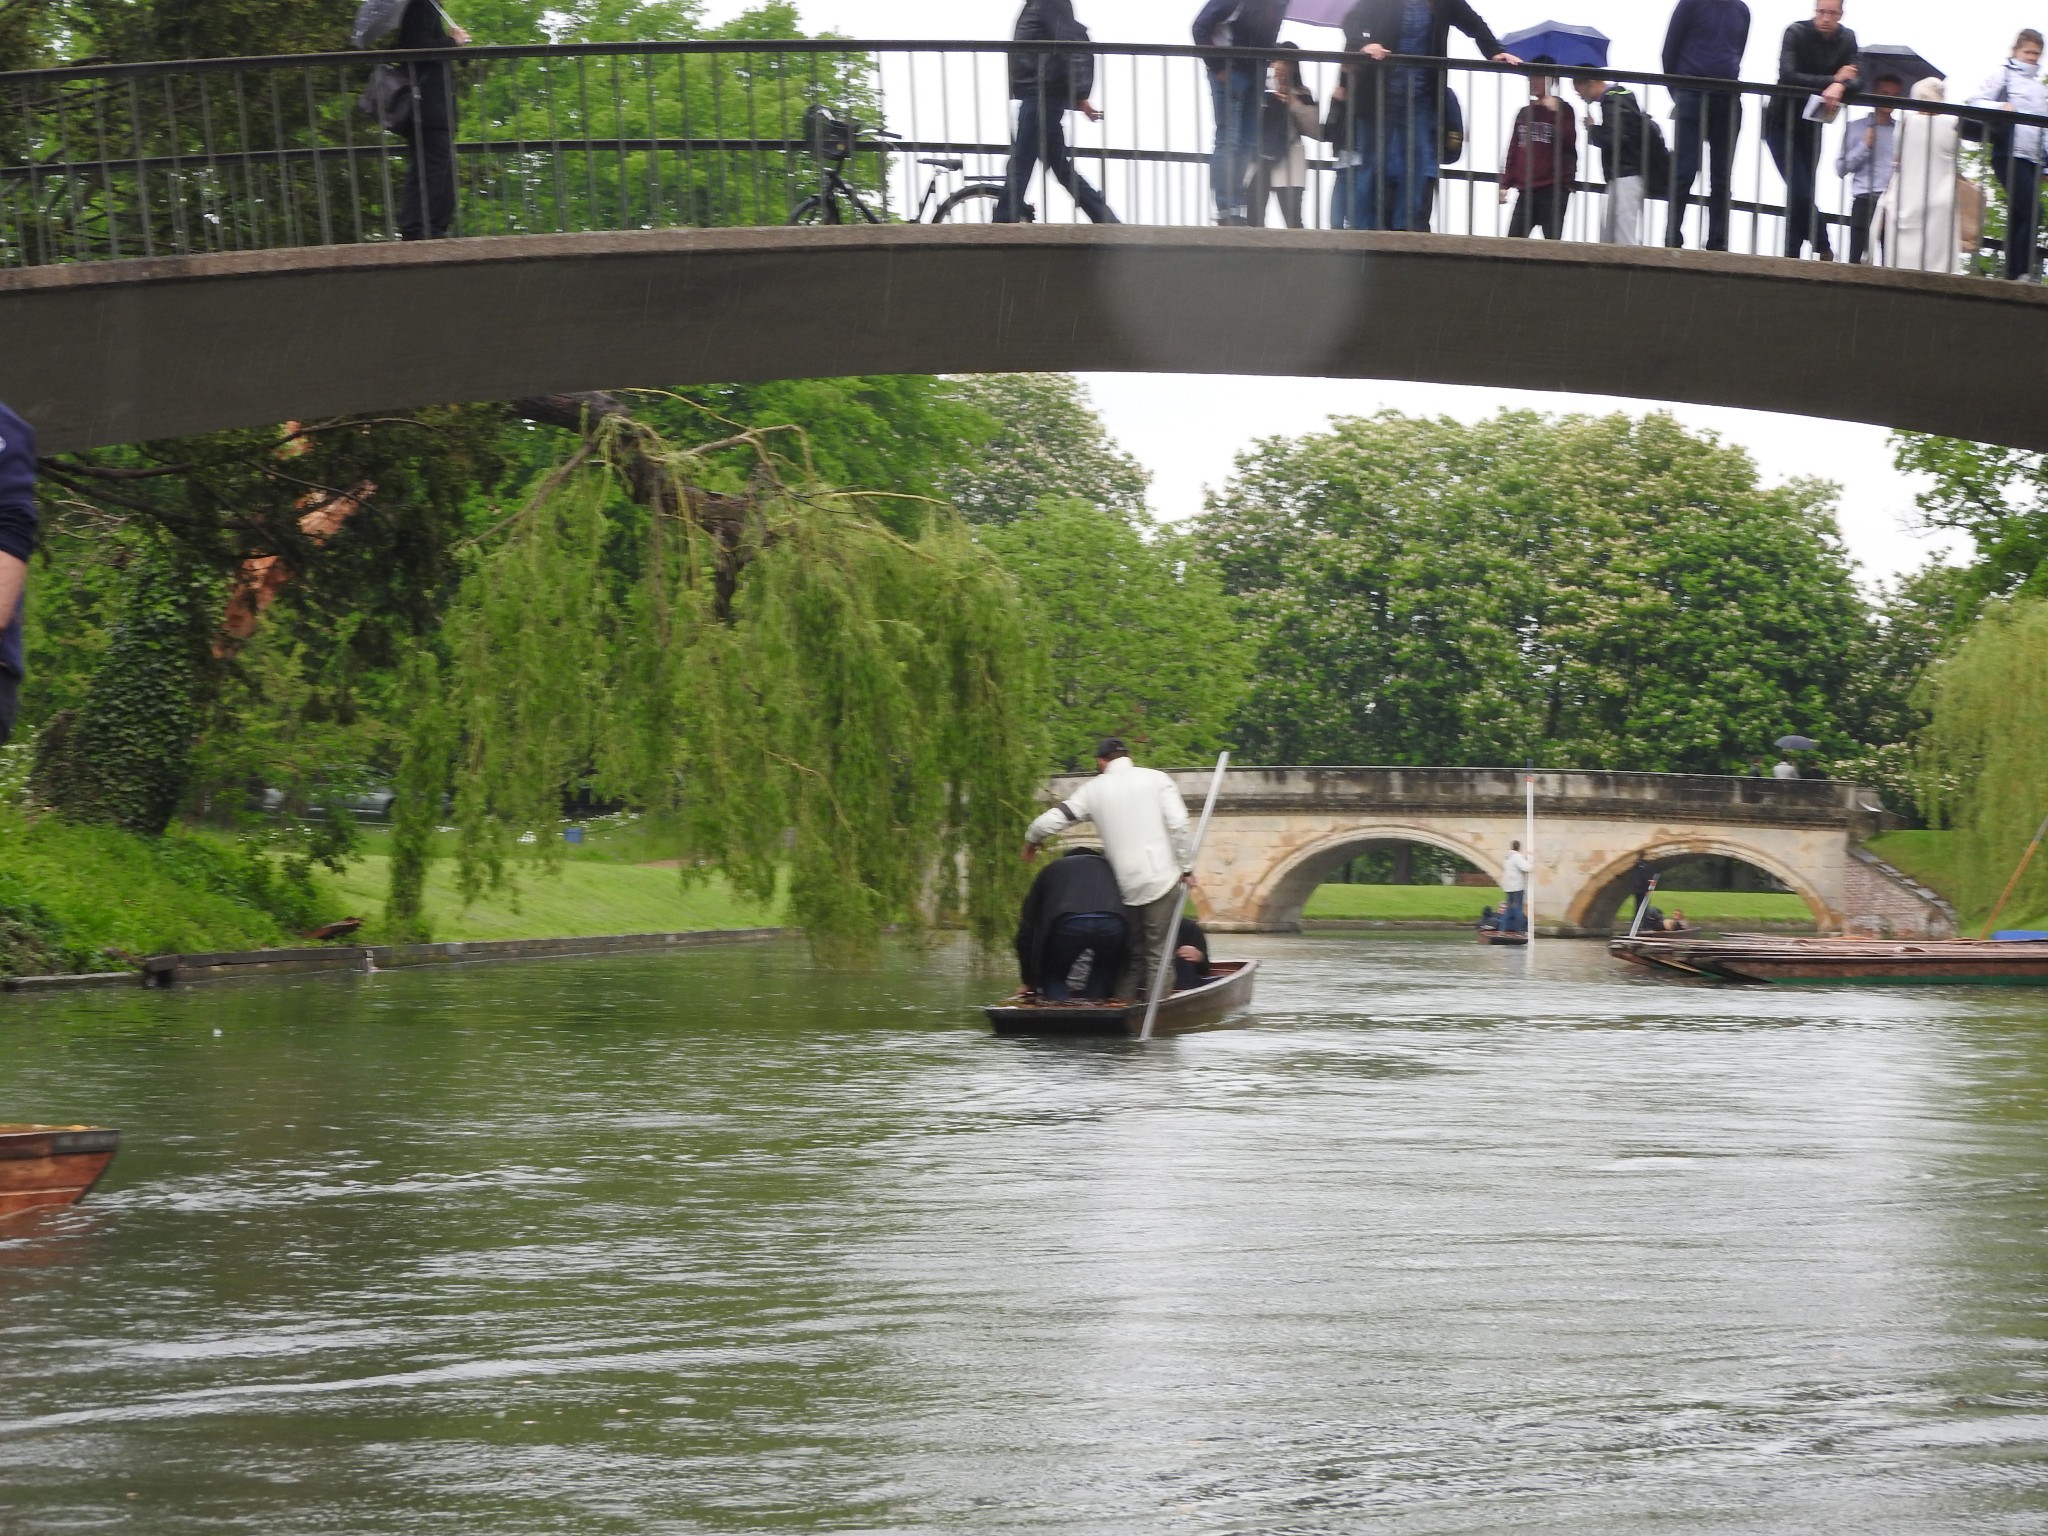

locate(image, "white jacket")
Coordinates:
1027 757 1193 907
1501 850 1533 894
1973 60 2048 164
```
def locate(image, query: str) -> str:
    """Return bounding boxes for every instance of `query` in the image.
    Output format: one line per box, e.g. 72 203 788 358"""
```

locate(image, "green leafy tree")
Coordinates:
943 375 1152 525
980 498 1250 771
1204 410 1867 772
1891 432 2048 604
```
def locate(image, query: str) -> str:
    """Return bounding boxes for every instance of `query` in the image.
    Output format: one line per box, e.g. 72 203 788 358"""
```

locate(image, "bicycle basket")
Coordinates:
803 105 857 162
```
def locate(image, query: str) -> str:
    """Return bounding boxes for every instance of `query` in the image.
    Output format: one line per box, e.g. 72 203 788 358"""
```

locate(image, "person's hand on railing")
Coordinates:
1493 52 1524 66
1080 99 1103 124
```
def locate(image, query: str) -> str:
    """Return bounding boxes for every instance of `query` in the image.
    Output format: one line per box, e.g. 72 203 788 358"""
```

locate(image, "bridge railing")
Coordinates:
3 40 2043 279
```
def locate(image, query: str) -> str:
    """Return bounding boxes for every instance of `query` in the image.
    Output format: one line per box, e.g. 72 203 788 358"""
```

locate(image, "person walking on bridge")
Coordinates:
0 401 33 747
1662 0 1750 251
1194 0 1290 224
1025 737 1194 1001
394 0 470 241
997 0 1118 225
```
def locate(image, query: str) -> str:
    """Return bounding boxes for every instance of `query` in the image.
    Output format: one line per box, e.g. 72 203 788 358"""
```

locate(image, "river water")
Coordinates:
3 934 2048 1534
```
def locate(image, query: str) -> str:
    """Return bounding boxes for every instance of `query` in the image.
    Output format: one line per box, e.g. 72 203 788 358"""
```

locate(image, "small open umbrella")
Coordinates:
352 0 411 49
1775 735 1820 752
1284 0 1356 28
1857 44 1943 92
1500 22 1611 69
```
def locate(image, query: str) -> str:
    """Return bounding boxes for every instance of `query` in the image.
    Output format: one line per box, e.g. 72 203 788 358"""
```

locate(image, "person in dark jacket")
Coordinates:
998 0 1117 224
1170 916 1211 992
0 401 35 747
395 0 469 241
1015 847 1131 1000
1771 0 1859 259
1330 0 1518 231
1501 58 1576 239
1662 0 1750 251
1194 0 1290 224
1575 74 1654 244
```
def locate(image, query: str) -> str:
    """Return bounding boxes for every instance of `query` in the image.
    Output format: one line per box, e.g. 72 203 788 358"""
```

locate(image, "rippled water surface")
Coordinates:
5 934 2048 1533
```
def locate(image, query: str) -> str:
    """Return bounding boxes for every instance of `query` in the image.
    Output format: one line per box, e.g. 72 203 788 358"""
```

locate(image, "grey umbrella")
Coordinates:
1774 735 1820 752
352 0 411 49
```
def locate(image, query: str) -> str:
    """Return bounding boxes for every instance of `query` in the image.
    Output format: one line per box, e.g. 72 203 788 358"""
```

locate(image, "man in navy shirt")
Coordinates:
0 401 36 746
1663 0 1750 250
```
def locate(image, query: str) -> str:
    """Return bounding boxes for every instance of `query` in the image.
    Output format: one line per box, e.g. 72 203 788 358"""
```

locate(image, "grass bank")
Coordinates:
1866 830 2046 932
1303 883 1816 926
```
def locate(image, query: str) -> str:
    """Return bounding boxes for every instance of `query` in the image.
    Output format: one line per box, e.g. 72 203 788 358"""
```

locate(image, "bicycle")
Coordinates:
787 106 1033 226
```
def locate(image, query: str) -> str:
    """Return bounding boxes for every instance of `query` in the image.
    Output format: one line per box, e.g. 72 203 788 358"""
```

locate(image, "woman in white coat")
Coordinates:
1881 77 1962 274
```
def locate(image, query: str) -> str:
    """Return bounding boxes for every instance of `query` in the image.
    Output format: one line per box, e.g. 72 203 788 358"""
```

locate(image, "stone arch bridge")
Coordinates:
1043 767 1954 939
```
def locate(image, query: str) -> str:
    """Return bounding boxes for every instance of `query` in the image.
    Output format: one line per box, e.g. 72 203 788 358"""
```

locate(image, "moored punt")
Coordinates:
0 1126 121 1224
1476 929 1529 947
985 960 1259 1038
1609 935 2048 986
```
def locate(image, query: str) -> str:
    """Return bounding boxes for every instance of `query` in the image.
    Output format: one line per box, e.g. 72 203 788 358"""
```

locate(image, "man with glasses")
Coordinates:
1774 0 1859 260
1662 0 1750 251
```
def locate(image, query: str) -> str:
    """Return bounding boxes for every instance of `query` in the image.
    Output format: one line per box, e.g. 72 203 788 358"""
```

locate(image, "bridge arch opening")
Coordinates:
1567 842 1829 937
1253 825 1504 932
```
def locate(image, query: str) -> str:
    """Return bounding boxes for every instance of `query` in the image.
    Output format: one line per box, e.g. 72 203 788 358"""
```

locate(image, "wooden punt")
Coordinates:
0 1126 121 1225
1610 935 2048 986
1476 929 1529 947
985 959 1259 1038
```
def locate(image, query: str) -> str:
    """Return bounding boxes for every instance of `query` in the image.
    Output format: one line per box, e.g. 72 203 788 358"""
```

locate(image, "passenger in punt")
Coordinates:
1014 847 1130 1001
1024 736 1194 1002
1173 916 1212 992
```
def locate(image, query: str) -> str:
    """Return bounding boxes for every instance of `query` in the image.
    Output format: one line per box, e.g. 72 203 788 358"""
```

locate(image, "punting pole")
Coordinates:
1979 812 2048 940
1525 769 1538 962
1628 876 1659 939
1140 751 1230 1044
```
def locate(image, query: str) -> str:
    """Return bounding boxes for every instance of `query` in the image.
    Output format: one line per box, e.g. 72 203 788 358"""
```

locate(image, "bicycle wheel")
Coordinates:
932 184 1007 224
788 195 832 226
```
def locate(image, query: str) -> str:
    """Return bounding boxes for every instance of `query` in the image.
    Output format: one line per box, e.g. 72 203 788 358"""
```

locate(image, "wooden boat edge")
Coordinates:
984 960 1259 1037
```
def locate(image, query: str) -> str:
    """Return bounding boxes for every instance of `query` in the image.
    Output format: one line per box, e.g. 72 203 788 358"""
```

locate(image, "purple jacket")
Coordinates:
0 401 34 680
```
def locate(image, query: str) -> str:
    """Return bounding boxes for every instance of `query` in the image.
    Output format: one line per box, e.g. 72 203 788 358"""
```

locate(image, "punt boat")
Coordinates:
985 959 1260 1038
0 1126 121 1224
1610 934 2048 986
1476 929 1529 947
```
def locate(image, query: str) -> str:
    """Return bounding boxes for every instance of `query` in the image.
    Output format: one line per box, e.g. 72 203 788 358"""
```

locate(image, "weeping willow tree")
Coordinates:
386 399 1046 957
1919 598 2048 918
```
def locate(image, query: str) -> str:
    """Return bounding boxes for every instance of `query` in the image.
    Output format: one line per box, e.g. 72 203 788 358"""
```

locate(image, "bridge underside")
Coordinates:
6 225 2048 454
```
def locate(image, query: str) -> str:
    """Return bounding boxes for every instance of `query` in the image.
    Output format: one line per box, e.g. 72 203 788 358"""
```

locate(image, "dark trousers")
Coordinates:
1848 192 1880 264
0 668 16 747
1668 88 1741 251
1246 168 1305 228
399 65 458 241
1779 120 1831 259
2004 157 2043 280
1039 912 1128 1001
1503 889 1527 934
997 95 1116 224
1508 188 1569 240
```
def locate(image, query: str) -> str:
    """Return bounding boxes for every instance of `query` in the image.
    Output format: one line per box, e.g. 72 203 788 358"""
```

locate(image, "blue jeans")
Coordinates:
1335 80 1438 231
1502 890 1527 934
1209 61 1262 220
1040 912 1128 1001
1667 88 1740 250
997 94 1116 224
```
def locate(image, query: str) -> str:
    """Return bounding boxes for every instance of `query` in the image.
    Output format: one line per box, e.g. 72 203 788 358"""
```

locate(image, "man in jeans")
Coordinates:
1194 0 1289 224
1013 848 1128 1000
0 400 36 748
1500 838 1534 935
997 0 1117 224
1662 0 1750 250
1974 28 2048 282
1024 738 1194 1001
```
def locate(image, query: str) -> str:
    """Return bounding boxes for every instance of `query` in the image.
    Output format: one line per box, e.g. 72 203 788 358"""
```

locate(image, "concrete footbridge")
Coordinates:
1043 766 1956 939
6 40 2048 452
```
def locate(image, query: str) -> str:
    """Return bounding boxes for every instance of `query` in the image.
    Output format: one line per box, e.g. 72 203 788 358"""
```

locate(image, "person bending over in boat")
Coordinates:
1014 847 1131 1001
1024 736 1194 1002
1172 915 1211 992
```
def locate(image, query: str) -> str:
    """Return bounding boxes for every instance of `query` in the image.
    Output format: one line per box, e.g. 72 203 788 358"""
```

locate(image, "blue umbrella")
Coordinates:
1500 22 1611 69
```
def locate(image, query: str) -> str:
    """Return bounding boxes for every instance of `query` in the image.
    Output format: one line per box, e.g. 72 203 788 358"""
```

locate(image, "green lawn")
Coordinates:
1303 883 1815 926
1867 829 2048 932
325 855 783 943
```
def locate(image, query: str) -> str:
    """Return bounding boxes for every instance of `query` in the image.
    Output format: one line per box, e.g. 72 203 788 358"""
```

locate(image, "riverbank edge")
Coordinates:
1 927 796 994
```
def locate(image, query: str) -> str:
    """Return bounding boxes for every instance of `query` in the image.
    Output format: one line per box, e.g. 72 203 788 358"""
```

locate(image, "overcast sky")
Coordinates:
696 0 2037 583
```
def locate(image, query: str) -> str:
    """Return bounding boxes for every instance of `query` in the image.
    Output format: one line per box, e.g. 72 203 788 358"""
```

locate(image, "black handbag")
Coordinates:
358 63 415 134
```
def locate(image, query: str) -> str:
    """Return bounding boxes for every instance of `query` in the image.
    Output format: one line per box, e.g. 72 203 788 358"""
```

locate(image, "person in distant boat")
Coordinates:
1663 908 1689 932
0 399 35 747
1172 915 1211 992
1014 846 1130 1001
1024 736 1194 1001
1501 838 1533 934
1478 904 1503 933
